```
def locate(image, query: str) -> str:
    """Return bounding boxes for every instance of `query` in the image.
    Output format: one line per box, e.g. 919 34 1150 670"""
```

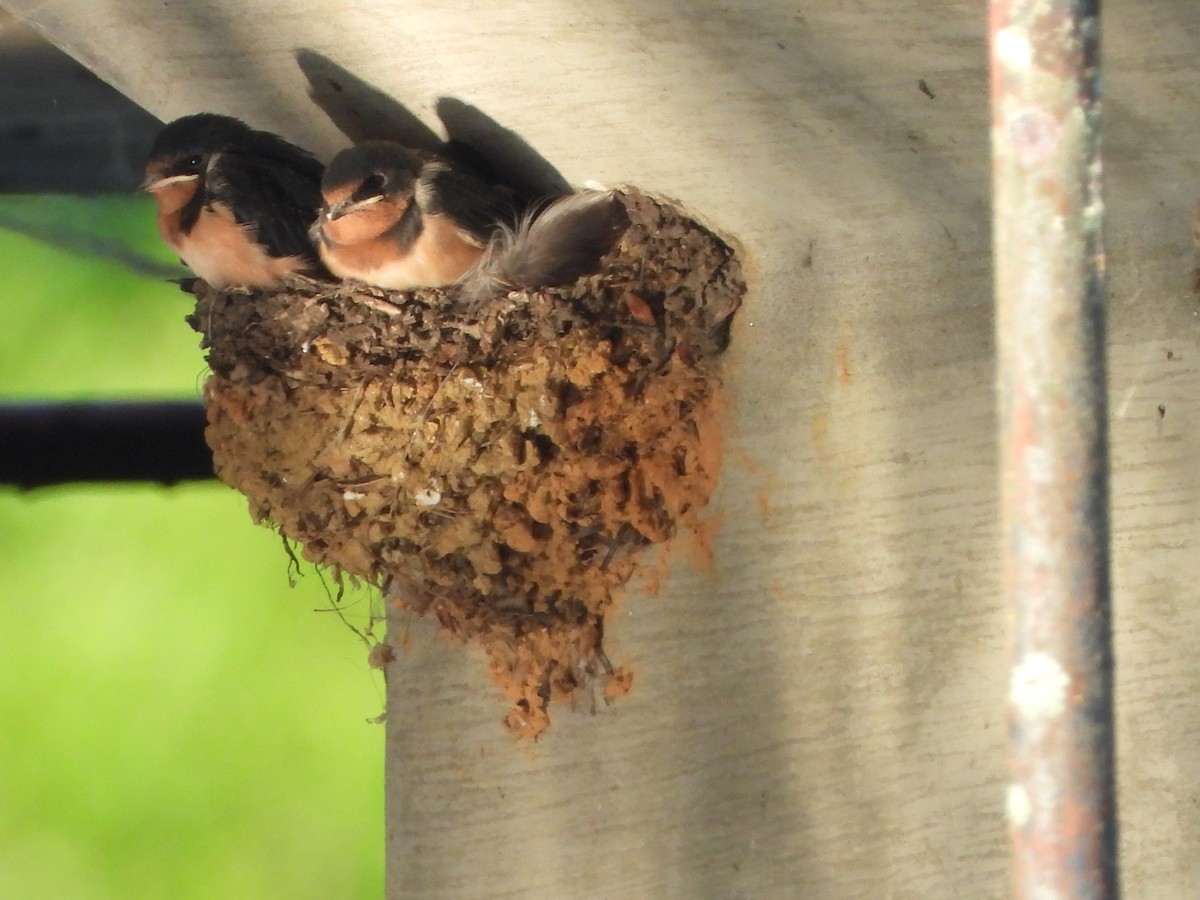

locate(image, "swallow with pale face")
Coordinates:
312 141 513 290
143 113 325 288
313 141 627 297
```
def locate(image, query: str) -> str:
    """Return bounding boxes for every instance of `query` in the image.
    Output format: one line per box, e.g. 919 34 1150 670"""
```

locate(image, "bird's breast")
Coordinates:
318 213 485 290
174 202 309 288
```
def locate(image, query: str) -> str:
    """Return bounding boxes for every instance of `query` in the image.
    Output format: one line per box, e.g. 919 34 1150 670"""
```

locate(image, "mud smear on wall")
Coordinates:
189 189 744 738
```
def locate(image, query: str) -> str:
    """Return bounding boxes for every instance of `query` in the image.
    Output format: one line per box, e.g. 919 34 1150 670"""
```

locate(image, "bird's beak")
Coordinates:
325 194 383 221
141 172 200 193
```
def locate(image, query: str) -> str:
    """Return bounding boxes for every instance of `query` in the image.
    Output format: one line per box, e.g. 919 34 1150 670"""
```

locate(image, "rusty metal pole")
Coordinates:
989 0 1118 897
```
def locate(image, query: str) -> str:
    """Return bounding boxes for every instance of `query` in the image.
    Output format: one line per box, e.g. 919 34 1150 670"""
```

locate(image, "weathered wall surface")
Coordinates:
5 0 1198 896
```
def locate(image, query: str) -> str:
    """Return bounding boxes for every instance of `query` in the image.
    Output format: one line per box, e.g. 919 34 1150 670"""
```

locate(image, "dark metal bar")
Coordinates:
0 400 213 488
989 1 1118 897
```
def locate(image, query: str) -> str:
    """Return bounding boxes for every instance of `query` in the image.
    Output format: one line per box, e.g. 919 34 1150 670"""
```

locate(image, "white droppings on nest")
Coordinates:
1009 651 1070 723
414 487 442 507
527 409 541 429
343 490 366 501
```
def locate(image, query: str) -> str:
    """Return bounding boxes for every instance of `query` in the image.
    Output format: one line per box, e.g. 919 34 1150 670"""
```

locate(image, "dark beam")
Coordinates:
0 401 214 488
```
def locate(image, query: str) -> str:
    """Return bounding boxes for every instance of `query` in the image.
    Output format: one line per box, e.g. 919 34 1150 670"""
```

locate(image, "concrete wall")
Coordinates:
6 0 1198 895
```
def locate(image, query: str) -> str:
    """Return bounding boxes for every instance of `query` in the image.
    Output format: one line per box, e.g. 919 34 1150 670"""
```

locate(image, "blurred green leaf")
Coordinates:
0 196 384 900
0 195 187 280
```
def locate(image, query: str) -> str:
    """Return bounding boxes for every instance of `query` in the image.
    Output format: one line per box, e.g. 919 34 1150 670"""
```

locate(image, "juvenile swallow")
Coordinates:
143 113 325 288
313 141 511 290
313 140 627 296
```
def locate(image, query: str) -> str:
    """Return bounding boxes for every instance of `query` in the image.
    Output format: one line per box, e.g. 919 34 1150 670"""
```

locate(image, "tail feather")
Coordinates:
458 190 628 302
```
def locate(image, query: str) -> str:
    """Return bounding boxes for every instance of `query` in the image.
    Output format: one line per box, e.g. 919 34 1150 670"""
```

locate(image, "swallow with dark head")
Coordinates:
143 113 325 288
312 140 514 290
313 140 627 298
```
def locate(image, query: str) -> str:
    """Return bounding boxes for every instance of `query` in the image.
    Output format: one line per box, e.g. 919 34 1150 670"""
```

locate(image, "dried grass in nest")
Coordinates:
188 188 745 738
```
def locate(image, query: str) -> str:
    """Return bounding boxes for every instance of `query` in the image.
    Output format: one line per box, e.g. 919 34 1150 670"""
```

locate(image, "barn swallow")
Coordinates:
313 141 511 290
313 140 627 296
143 113 325 288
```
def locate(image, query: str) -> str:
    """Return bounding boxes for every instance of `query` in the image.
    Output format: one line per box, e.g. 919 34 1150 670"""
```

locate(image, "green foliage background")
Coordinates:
0 197 384 899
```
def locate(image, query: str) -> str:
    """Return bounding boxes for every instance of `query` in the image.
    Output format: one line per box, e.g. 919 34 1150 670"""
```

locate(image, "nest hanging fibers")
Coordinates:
190 188 745 738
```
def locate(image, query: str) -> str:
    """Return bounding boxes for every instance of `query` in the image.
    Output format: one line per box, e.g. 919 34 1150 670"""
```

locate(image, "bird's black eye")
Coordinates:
184 155 204 171
361 172 386 194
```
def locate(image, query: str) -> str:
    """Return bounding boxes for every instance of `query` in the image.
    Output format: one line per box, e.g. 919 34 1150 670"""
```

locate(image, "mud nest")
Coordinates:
189 188 745 738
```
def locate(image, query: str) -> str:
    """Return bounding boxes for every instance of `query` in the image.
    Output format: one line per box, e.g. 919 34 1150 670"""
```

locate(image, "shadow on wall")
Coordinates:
0 13 161 193
294 49 571 202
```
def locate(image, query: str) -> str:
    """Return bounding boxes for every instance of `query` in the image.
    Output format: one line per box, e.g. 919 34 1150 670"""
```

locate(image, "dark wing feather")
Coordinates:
205 133 324 262
419 161 518 243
